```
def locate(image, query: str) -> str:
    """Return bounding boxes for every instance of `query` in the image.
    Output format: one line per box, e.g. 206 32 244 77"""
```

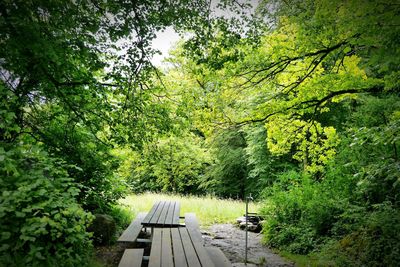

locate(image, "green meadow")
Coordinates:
118 192 261 226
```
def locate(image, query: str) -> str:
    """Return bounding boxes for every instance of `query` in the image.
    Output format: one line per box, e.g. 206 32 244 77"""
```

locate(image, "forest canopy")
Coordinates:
1 0 399 266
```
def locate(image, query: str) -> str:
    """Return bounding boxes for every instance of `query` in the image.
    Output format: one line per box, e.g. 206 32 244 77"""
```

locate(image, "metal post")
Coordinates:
245 196 248 265
245 194 253 265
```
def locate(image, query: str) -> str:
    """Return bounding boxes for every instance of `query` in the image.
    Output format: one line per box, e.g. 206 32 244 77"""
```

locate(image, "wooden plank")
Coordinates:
118 212 147 243
205 247 232 267
171 228 188 267
157 201 170 225
161 228 173 267
118 249 144 267
172 202 181 225
179 228 201 267
142 201 160 225
165 201 176 225
150 201 166 225
191 240 215 267
185 213 200 229
185 213 214 266
148 228 162 267
185 213 203 243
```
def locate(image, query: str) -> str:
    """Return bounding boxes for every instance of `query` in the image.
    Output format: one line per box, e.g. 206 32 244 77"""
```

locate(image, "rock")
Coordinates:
88 214 116 245
236 215 263 232
239 222 258 231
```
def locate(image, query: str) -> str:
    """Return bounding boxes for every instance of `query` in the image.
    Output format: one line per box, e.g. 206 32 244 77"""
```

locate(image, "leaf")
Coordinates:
15 211 26 218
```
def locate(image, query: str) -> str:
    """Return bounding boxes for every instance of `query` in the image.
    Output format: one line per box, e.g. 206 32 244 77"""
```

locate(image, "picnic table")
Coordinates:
141 200 181 227
118 201 232 267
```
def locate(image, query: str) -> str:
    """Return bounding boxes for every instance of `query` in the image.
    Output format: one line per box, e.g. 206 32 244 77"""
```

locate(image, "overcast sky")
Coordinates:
151 27 181 66
151 0 260 66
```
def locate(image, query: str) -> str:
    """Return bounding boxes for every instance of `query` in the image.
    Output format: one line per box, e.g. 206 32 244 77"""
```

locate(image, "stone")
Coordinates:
88 214 116 245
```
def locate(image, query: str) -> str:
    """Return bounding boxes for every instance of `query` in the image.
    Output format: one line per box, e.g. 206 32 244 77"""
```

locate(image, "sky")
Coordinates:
150 0 261 66
151 27 181 66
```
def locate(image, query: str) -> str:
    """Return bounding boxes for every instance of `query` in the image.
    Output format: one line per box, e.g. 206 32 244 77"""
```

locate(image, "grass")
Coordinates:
118 192 261 226
276 250 336 267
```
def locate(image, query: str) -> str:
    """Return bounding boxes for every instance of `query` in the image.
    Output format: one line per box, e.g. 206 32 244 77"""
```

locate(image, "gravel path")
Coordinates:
202 224 294 267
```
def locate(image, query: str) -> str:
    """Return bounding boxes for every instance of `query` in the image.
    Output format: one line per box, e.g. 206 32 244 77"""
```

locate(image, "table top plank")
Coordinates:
165 201 176 225
172 202 181 225
148 228 162 267
142 201 160 225
142 200 181 227
150 201 166 225
161 228 174 267
171 228 188 267
179 228 201 267
157 201 171 225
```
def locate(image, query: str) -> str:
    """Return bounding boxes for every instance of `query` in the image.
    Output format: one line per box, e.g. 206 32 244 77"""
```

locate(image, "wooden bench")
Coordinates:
185 213 232 267
184 213 203 243
118 248 143 267
118 212 147 243
206 247 232 267
142 200 181 227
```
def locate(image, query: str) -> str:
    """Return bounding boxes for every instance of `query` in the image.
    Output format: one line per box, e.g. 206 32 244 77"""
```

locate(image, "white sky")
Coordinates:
150 0 260 66
151 27 181 66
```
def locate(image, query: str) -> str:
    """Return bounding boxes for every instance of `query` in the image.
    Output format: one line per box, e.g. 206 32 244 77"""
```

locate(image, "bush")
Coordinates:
0 145 94 266
261 171 345 254
327 203 400 266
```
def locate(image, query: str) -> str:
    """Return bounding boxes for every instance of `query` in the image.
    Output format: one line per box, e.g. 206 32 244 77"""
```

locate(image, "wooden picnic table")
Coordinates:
142 200 181 227
118 207 232 267
148 227 216 267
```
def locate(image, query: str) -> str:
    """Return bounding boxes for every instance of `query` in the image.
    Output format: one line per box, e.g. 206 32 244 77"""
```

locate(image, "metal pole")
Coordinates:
245 196 248 265
245 194 253 265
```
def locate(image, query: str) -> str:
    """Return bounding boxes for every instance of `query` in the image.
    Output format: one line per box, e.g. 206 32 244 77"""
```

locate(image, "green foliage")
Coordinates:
107 205 134 236
244 124 297 197
204 128 248 198
323 203 400 266
261 94 400 263
129 133 212 194
0 144 93 266
261 171 346 254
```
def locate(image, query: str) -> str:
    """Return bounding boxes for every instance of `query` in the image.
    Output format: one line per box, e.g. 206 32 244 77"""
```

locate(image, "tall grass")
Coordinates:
118 192 261 226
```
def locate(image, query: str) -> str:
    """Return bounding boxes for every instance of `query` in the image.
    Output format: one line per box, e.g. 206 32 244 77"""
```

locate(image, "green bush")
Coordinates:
0 145 93 266
327 203 400 266
261 171 345 254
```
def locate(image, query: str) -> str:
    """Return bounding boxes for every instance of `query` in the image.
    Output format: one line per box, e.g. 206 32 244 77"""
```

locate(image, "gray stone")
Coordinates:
88 214 116 245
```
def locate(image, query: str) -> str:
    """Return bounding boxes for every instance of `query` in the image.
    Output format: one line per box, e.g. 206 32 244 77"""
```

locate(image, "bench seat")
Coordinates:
206 247 232 267
184 213 203 243
118 212 147 243
118 248 143 267
185 213 232 267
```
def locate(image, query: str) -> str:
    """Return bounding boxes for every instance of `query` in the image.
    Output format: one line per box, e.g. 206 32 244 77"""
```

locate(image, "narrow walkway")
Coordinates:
203 224 294 267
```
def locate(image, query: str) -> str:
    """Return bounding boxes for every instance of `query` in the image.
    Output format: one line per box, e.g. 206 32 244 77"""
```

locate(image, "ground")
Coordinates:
95 223 293 267
203 224 294 267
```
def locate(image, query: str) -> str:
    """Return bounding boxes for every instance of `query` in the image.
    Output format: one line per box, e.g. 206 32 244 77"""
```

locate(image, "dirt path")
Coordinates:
202 224 294 267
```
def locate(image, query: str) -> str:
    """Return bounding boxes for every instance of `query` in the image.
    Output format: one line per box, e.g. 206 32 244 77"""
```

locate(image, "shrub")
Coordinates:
0 145 93 266
261 171 345 254
329 203 400 266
